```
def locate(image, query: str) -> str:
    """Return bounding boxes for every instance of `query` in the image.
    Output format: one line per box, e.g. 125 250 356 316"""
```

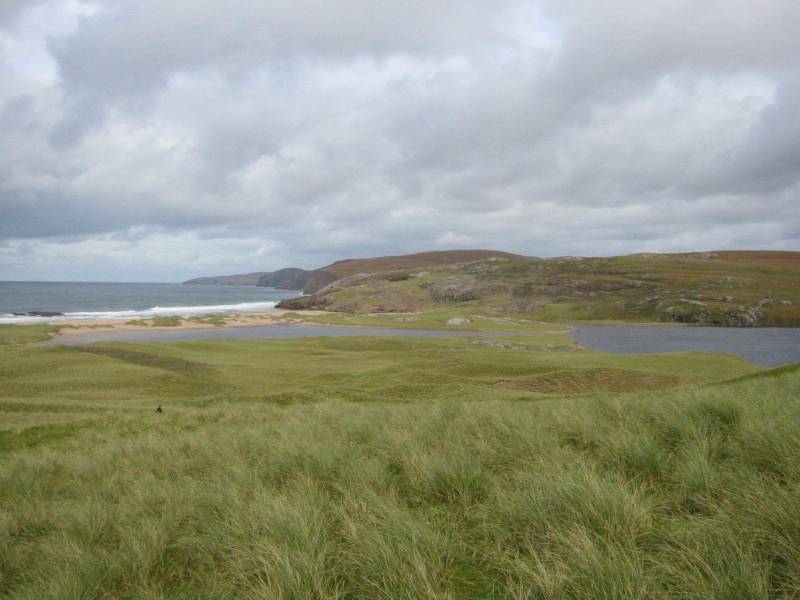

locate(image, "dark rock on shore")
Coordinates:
13 311 64 317
276 295 330 310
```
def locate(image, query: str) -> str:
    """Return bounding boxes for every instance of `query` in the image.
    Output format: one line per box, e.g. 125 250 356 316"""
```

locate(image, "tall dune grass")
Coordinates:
2 369 800 598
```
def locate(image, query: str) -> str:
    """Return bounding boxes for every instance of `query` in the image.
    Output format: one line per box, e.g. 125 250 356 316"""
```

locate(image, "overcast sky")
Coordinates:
0 1 798 281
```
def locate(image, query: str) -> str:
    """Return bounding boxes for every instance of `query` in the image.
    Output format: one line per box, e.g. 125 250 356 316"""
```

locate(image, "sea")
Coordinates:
0 281 300 324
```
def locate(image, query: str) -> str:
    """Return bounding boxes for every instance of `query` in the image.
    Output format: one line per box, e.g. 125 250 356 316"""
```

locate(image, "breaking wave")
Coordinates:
0 301 278 324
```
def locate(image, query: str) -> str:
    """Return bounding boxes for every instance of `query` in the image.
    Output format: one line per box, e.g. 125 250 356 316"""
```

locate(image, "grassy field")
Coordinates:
111 309 573 335
0 324 61 345
2 328 800 598
276 308 571 334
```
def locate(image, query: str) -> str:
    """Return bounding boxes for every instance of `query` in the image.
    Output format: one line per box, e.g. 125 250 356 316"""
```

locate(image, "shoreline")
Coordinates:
40 309 571 344
46 310 332 340
35 311 798 344
19 311 800 366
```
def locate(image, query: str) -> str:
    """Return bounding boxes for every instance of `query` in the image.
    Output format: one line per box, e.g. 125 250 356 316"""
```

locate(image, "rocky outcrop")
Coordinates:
428 284 477 303
276 295 330 310
659 303 766 326
302 270 339 294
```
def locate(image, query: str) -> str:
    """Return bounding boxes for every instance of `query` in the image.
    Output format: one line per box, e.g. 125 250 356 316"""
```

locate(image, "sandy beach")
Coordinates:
49 310 334 340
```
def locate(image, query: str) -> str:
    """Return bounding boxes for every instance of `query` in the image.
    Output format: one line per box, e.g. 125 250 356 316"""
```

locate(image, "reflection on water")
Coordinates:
569 325 800 367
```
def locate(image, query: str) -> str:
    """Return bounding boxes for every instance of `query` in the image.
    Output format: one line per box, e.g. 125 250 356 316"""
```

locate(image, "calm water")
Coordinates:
570 325 800 367
48 321 800 367
6 282 797 366
0 281 300 324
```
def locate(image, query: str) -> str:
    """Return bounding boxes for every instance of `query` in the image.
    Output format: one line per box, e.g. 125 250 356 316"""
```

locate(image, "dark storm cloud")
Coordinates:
0 0 797 281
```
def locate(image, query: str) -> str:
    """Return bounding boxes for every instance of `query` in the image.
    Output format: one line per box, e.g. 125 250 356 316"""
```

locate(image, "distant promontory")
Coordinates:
184 249 800 326
183 250 516 294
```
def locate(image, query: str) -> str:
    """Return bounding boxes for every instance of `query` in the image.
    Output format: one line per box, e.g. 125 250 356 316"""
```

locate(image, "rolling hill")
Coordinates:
277 250 800 326
184 249 524 293
315 249 524 278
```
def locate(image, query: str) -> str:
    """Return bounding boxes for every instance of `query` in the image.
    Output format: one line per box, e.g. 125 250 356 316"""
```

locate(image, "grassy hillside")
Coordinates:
0 339 797 598
6 328 800 597
0 324 61 345
281 250 800 326
298 249 525 294
182 250 523 293
318 249 525 279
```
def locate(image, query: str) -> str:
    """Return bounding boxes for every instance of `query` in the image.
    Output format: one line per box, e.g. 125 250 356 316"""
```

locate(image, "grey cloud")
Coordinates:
544 0 800 79
0 1 48 26
0 0 798 281
45 0 519 141
727 77 800 193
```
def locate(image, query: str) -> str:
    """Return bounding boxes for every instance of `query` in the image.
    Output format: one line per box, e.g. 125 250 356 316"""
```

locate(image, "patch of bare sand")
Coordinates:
51 310 334 340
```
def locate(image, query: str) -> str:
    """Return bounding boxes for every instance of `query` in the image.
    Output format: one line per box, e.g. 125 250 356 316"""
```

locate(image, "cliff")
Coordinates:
256 268 316 290
183 272 270 286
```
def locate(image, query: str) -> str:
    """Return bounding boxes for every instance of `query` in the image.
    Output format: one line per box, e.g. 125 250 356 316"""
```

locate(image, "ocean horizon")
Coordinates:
0 281 300 324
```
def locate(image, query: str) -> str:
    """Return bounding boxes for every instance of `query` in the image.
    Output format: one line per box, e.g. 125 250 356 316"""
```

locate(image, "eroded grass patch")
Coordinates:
65 345 213 379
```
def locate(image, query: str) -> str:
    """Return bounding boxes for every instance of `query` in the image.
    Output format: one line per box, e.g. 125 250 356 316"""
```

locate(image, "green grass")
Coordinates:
149 315 183 327
126 314 228 328
125 319 151 327
125 315 185 327
284 305 571 333
3 332 800 598
188 313 227 327
713 361 800 386
0 324 60 345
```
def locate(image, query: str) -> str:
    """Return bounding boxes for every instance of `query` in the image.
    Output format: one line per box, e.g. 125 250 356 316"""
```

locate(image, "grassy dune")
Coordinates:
2 331 800 598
